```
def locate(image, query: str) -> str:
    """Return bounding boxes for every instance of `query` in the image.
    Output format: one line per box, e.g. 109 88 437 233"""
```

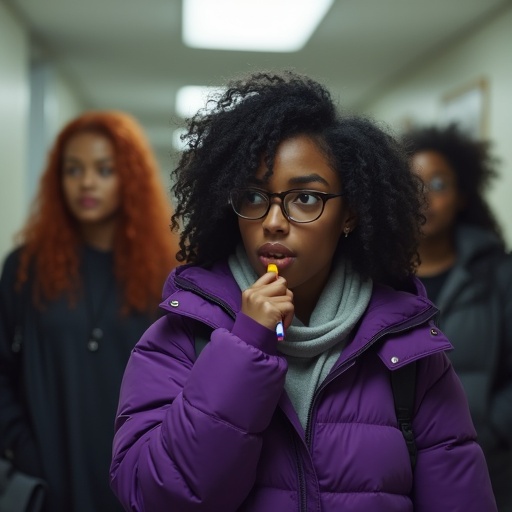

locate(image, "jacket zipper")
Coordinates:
173 275 236 320
292 429 307 512
304 306 438 447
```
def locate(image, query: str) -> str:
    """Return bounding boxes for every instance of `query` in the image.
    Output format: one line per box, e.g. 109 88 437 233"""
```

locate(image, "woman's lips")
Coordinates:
78 197 99 208
259 255 294 271
258 243 295 271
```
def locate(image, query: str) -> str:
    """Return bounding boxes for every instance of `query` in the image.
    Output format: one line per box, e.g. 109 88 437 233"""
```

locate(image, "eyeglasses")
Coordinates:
229 188 343 223
421 176 457 194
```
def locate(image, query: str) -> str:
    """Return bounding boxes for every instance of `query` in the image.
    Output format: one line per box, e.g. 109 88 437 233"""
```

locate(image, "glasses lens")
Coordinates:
231 189 269 219
284 191 323 222
426 177 450 193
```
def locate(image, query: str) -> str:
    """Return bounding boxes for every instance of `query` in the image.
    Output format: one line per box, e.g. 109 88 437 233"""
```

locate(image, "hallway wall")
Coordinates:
363 3 512 247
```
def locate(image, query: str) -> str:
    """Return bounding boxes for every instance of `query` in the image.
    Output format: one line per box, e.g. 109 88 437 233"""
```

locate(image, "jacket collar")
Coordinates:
348 281 451 369
433 224 503 310
160 261 241 330
456 224 503 267
161 261 452 362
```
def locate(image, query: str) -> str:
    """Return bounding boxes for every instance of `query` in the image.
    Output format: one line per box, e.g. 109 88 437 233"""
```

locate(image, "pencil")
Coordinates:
267 264 285 341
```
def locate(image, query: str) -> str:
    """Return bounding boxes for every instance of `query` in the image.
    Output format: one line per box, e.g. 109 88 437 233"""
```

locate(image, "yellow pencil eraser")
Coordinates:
267 263 278 275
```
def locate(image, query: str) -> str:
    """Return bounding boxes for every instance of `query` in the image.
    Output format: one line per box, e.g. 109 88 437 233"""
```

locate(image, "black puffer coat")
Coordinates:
422 225 512 511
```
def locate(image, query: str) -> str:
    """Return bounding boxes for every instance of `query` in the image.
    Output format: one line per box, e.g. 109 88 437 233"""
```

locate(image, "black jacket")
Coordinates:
0 247 152 512
423 225 512 510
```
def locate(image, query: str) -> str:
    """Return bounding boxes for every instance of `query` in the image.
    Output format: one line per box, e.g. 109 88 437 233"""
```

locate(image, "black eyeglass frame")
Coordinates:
228 188 344 224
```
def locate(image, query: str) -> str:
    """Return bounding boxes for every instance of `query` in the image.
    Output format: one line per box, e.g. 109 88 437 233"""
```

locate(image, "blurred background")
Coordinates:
1 0 512 262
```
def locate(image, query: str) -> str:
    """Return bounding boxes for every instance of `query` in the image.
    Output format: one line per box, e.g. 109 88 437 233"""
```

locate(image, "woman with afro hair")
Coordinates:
0 110 179 512
403 123 512 511
110 71 497 512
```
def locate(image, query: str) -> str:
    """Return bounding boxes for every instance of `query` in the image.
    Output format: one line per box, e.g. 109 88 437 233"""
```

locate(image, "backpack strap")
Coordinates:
391 361 418 470
193 322 212 358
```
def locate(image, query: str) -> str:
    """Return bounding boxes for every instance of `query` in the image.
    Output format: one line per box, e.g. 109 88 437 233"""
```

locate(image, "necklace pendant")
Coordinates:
87 327 104 352
87 339 99 352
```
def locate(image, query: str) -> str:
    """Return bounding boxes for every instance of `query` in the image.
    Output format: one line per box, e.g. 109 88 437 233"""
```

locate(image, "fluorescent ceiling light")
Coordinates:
182 0 334 52
175 85 224 118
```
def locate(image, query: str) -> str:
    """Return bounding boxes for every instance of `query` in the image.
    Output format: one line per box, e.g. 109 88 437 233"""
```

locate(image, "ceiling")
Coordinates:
6 0 511 168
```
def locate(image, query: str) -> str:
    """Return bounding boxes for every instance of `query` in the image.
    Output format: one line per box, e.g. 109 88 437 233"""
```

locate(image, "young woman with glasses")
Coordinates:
403 124 512 511
110 71 497 511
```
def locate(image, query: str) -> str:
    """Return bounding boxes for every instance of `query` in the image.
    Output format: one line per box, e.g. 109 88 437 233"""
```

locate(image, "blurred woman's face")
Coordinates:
61 131 121 227
412 150 464 240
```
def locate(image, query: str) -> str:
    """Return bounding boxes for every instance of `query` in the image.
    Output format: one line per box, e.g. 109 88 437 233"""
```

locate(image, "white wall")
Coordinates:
0 0 86 265
27 61 86 202
54 72 86 130
364 4 512 248
0 1 29 263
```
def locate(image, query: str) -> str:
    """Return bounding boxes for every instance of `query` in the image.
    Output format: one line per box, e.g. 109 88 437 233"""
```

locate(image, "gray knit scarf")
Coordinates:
228 245 373 428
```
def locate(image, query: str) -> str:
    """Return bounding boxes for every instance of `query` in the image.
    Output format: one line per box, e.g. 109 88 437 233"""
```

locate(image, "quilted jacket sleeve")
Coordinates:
412 351 497 511
110 311 287 512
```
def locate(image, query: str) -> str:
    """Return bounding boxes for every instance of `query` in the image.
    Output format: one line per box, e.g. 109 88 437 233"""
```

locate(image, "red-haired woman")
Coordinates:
0 110 179 512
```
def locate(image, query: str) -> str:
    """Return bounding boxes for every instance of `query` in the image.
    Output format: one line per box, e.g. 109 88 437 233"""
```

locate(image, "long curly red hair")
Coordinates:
16 110 179 313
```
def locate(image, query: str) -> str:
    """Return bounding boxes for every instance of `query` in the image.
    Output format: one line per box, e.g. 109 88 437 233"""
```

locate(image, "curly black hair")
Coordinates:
402 123 503 244
171 70 424 287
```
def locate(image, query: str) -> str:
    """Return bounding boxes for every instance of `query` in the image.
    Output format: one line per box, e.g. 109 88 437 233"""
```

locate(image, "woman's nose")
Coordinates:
261 202 289 233
80 168 96 187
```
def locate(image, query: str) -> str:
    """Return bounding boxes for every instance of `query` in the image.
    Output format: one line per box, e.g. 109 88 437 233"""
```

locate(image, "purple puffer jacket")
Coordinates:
110 261 497 512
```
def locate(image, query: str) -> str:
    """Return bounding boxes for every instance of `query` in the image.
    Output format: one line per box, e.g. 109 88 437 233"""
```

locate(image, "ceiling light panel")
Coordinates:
175 85 224 118
182 0 334 52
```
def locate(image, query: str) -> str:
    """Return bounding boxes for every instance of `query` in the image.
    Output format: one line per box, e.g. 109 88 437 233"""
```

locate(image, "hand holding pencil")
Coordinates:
240 263 293 339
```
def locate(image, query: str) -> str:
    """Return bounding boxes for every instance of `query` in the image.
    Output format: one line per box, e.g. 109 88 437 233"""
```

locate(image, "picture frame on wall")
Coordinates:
439 77 489 140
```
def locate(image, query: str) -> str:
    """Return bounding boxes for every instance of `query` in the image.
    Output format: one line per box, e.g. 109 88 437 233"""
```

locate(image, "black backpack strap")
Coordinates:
391 361 418 470
192 322 212 358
